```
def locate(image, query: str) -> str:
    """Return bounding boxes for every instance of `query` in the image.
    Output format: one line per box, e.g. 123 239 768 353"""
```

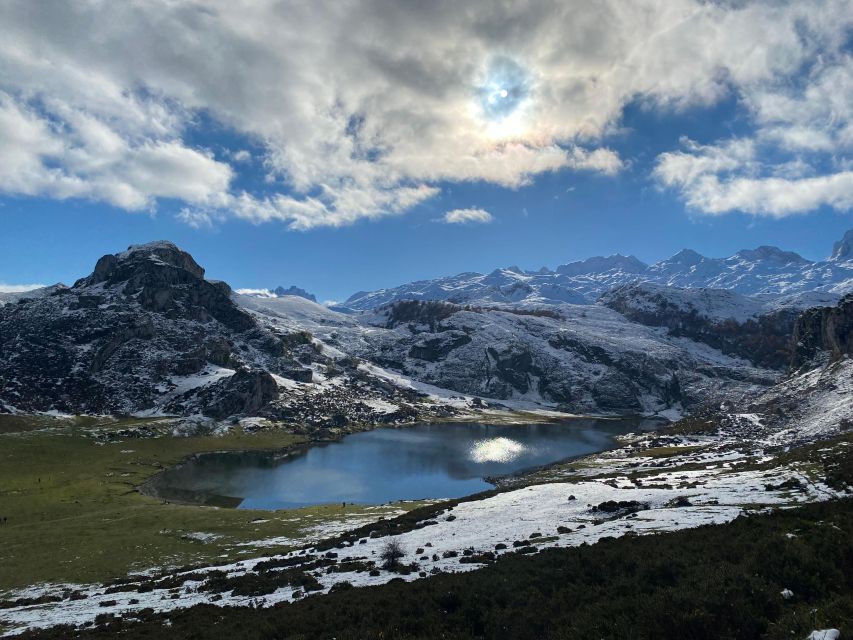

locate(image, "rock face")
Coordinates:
173 370 280 420
0 242 311 416
599 283 801 370
331 300 775 415
791 294 853 369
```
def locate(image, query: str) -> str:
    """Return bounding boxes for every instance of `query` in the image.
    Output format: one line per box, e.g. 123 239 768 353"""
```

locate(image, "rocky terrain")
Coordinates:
0 242 457 431
4 237 853 423
340 230 853 310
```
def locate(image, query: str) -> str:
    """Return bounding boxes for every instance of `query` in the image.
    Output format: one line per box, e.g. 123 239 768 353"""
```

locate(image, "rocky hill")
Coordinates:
238 286 317 302
341 230 853 310
0 242 305 416
0 242 448 429
597 283 831 370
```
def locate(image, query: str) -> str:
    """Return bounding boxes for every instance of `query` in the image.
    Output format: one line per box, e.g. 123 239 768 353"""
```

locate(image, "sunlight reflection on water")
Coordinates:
469 437 527 463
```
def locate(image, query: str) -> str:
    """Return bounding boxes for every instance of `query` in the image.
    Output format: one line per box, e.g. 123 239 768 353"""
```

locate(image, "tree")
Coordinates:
380 538 405 570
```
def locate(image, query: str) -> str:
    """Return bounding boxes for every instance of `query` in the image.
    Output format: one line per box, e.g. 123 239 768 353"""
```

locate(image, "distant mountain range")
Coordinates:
340 230 853 311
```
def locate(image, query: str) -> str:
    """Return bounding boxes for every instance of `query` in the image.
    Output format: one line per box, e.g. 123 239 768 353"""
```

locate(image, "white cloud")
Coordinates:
655 138 853 217
442 208 494 224
234 288 273 297
0 0 850 227
676 172 853 217
0 93 232 210
0 283 47 293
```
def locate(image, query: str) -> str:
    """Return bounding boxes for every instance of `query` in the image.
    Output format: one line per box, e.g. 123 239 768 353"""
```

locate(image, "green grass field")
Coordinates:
0 418 422 592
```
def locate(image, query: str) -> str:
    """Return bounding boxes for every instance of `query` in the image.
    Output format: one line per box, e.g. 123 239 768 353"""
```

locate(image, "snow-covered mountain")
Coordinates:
237 285 318 302
1 238 847 422
0 242 460 429
341 230 853 310
243 293 779 416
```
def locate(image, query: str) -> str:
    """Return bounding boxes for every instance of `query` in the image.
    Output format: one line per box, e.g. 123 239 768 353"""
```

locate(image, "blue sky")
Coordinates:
0 1 851 302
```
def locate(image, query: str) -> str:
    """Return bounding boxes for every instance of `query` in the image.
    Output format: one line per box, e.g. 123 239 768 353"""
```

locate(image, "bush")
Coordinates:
380 539 406 570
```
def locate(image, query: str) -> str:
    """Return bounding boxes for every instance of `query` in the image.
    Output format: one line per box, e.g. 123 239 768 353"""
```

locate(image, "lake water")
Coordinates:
149 419 659 509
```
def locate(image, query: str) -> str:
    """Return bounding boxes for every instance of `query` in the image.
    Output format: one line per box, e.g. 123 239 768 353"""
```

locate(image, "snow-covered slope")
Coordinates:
241 295 778 416
342 230 853 310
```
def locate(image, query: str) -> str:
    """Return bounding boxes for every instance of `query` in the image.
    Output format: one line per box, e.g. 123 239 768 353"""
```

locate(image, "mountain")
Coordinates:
239 286 318 302
1 237 845 422
243 293 778 416
342 231 853 310
830 229 853 261
0 242 452 429
598 283 831 369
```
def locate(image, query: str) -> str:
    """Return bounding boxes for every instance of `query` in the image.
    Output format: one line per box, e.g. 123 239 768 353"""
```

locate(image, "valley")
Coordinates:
1 235 852 637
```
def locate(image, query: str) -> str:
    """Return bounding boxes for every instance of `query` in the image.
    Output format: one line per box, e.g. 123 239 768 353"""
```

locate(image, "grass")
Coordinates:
20 498 853 640
0 418 424 592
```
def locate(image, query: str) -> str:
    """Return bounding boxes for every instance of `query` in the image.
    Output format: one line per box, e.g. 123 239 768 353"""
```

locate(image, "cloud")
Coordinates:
442 208 494 224
655 135 853 217
0 93 232 210
652 27 853 217
0 0 850 227
0 283 47 293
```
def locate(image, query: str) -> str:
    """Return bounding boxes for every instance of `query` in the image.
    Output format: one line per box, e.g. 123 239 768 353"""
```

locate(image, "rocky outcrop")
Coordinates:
272 286 317 302
0 242 302 416
81 242 254 332
791 294 853 369
177 370 279 420
408 331 471 361
600 283 799 369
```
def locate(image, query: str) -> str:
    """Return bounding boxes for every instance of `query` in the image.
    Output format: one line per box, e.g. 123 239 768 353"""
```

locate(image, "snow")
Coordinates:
341 232 853 310
360 398 400 414
1 457 839 635
808 631 840 640
116 241 182 259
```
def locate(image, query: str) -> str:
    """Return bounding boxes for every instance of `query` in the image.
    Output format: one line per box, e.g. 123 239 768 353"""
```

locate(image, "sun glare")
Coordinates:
476 56 533 139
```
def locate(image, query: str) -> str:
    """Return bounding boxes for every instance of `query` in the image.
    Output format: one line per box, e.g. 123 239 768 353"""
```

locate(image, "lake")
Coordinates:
149 419 659 509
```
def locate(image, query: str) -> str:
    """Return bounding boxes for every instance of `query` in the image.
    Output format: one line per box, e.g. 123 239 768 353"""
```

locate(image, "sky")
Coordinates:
0 1 852 302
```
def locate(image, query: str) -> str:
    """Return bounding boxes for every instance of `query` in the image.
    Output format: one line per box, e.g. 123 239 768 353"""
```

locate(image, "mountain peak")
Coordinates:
556 254 648 277
733 246 810 265
86 241 205 286
272 286 317 302
668 248 705 265
830 229 853 261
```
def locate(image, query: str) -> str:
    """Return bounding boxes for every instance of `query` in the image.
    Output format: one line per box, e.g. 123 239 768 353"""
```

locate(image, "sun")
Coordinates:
475 56 533 139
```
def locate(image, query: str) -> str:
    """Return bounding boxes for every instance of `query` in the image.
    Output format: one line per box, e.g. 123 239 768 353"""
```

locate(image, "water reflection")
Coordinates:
469 437 526 463
150 419 658 509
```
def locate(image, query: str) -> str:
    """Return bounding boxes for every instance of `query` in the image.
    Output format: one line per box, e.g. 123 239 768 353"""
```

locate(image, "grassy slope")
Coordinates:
21 498 853 640
0 420 420 591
